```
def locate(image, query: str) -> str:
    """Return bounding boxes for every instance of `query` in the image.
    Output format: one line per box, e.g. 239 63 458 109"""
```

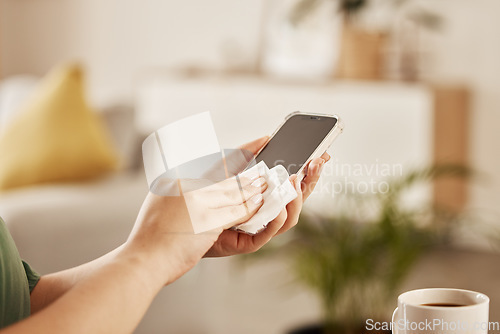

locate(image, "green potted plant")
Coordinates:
249 165 469 334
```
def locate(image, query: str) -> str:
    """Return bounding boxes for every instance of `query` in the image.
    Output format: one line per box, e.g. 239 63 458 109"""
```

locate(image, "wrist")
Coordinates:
117 242 171 290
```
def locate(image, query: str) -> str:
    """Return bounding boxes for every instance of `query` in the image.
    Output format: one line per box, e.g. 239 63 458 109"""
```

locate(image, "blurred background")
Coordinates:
0 0 499 333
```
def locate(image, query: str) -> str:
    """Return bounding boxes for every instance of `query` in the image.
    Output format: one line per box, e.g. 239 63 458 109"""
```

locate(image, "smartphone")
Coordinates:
250 112 344 180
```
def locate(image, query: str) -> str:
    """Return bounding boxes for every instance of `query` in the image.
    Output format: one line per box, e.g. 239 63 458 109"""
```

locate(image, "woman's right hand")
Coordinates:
123 174 267 286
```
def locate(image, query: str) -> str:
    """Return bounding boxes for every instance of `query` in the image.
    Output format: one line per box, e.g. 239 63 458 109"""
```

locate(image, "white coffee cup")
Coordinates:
392 288 489 334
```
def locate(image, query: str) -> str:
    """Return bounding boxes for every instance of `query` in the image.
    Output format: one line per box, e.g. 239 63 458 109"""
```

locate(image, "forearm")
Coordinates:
4 246 166 334
30 244 125 313
17 193 222 333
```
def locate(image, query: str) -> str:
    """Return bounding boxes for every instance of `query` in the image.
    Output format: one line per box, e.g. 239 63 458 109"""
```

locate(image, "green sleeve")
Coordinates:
22 261 41 293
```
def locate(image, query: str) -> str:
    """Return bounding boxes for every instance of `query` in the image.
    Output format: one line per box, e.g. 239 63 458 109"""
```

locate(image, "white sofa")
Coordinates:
1 169 146 273
0 93 147 267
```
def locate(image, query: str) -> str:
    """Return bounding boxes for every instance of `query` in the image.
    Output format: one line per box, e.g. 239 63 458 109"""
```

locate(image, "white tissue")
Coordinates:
232 161 298 235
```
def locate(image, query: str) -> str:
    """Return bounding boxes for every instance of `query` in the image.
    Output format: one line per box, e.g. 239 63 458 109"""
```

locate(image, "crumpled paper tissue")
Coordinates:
231 161 297 234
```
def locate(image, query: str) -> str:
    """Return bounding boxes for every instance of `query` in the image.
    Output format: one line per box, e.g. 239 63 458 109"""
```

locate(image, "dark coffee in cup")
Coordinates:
421 303 467 307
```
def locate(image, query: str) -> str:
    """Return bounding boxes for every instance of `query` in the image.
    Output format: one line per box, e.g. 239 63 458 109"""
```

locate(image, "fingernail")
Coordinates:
293 176 301 190
250 193 263 204
251 177 266 187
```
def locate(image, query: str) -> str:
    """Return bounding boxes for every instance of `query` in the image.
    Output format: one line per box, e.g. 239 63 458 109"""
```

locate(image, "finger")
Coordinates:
219 176 267 207
239 136 270 155
216 192 265 229
276 175 303 235
202 175 267 207
302 157 325 201
249 208 288 250
321 151 331 162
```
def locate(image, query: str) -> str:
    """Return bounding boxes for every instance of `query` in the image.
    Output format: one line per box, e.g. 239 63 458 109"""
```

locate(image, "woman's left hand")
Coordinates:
205 137 330 257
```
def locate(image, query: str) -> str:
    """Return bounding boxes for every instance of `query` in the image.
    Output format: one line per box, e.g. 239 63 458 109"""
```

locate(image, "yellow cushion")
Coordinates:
0 64 119 191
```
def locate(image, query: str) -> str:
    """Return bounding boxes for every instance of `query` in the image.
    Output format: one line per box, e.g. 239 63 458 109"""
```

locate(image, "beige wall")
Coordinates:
0 0 499 217
427 0 500 220
0 0 265 103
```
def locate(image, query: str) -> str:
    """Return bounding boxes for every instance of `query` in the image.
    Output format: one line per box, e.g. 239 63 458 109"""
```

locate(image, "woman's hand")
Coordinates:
124 136 330 282
124 171 267 285
18 177 269 334
205 137 330 257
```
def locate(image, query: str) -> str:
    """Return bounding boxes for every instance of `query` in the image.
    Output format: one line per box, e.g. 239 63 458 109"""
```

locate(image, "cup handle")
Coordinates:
392 307 399 334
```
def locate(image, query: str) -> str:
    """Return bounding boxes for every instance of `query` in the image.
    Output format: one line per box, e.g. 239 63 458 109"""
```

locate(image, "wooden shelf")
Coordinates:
432 85 470 212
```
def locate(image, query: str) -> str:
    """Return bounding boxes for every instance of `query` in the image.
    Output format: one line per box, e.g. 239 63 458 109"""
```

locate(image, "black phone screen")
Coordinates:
254 114 337 175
